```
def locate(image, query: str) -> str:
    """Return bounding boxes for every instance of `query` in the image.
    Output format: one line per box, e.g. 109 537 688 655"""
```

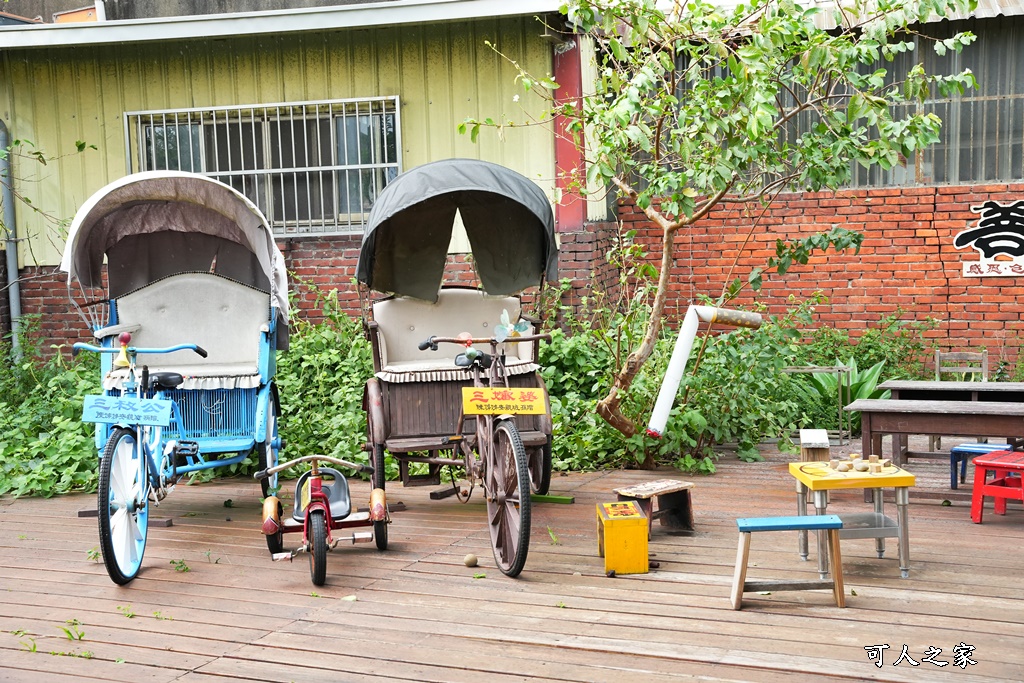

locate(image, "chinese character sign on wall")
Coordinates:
954 200 1024 277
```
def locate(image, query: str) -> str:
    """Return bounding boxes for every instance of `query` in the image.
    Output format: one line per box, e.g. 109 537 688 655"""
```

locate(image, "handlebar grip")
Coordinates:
193 346 209 358
418 336 436 351
253 469 268 481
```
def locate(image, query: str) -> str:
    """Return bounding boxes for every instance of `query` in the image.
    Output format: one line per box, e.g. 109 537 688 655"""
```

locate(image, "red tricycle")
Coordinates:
255 454 388 586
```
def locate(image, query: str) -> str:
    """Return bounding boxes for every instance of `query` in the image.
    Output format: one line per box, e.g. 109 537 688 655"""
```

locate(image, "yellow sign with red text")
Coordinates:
461 387 546 415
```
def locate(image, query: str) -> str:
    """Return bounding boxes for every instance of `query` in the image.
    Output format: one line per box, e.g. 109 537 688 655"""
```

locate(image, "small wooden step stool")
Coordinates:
613 479 694 535
731 515 845 610
799 428 831 462
970 450 1024 523
596 501 648 575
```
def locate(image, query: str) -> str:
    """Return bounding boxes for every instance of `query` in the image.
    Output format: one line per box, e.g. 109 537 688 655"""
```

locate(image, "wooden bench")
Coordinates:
613 479 694 535
847 398 1024 468
731 515 845 610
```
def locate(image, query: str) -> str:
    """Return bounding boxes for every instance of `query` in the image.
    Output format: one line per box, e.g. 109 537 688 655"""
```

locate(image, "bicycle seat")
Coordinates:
455 350 493 369
292 468 351 523
149 372 184 390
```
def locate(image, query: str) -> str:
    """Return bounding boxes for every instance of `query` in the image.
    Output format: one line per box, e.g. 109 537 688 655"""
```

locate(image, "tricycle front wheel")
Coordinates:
486 420 531 577
309 510 328 586
98 427 149 585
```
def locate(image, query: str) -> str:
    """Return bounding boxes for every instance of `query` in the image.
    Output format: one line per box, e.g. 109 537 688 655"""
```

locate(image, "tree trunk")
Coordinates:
596 227 677 456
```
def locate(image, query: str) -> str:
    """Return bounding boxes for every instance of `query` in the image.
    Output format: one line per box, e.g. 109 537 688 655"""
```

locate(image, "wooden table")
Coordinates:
790 461 916 578
877 381 1024 458
846 398 1024 467
878 380 1024 402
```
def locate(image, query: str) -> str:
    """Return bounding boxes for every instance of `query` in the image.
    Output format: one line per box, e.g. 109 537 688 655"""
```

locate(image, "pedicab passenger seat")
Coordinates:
369 288 540 383
96 272 272 391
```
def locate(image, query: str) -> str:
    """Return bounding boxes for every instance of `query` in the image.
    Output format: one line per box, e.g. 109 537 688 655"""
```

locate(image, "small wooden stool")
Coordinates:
799 428 831 462
950 443 1011 490
731 515 845 610
970 450 1024 523
613 479 694 535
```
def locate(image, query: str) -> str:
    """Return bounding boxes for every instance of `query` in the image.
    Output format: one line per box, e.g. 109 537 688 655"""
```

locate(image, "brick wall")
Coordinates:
15 185 1024 370
623 182 1024 368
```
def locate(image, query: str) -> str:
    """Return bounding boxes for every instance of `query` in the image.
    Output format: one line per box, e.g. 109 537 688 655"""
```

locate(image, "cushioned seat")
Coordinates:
371 288 538 383
97 272 271 391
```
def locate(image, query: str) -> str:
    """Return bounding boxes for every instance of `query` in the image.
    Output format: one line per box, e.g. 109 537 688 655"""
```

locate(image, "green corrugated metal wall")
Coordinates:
0 16 554 265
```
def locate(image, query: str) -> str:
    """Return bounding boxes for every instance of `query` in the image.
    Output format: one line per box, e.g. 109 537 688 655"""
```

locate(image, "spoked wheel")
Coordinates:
309 510 328 586
485 419 531 577
257 391 279 499
97 428 150 585
527 436 553 495
371 443 389 551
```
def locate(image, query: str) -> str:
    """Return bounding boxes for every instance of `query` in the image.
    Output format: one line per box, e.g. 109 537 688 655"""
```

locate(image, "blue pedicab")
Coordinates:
61 171 288 584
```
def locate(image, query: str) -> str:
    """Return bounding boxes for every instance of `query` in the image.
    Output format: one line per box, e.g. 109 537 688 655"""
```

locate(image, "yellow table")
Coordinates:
789 462 917 579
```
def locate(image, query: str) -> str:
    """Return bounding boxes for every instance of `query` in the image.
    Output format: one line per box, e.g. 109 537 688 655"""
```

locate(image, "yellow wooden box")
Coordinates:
596 501 648 575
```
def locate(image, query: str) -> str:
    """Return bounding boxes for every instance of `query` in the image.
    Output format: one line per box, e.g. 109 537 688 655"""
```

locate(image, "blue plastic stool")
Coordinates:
950 443 1012 489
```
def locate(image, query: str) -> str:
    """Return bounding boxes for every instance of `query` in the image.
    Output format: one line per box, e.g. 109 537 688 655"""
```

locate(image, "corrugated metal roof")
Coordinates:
707 0 1024 27
970 0 1024 19
0 0 564 49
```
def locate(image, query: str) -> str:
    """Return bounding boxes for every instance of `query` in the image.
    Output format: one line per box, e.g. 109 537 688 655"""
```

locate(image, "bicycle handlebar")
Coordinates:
418 333 551 350
72 342 208 358
254 454 373 480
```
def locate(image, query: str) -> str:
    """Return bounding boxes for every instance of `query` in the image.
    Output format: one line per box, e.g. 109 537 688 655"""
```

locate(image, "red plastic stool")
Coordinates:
970 450 1024 524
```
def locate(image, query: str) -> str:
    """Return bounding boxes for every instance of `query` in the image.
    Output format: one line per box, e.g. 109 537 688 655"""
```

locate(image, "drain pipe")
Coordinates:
0 119 22 360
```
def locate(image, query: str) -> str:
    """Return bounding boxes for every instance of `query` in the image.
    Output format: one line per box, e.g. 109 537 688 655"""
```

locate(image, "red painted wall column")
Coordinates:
552 34 586 233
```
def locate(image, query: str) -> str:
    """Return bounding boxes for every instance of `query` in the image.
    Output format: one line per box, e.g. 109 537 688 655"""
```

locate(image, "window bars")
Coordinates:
125 96 401 236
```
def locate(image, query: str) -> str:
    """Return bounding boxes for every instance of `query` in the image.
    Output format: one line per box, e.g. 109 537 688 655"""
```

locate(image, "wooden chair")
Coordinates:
930 349 988 451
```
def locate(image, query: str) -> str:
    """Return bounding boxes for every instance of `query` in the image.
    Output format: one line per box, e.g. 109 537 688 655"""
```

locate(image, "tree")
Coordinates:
465 0 977 436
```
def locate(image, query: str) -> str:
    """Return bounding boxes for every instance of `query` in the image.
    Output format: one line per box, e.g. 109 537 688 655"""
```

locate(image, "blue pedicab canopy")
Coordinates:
356 158 558 302
60 171 289 323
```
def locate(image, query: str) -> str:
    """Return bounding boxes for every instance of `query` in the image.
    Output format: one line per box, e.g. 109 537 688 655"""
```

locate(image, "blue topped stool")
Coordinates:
950 443 1012 489
731 515 845 610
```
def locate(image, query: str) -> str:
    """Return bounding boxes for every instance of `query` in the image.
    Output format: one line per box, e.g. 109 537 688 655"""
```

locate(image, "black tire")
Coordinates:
258 391 279 499
309 510 328 586
374 517 389 551
97 428 149 585
265 498 284 555
486 419 531 577
528 436 553 495
371 440 389 550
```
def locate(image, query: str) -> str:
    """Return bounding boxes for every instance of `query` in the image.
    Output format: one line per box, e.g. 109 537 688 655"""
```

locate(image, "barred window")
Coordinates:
126 97 401 235
849 16 1024 187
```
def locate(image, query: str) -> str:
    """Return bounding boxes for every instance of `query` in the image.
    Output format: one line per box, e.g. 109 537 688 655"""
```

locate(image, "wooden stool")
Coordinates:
731 515 845 610
970 450 1024 523
613 479 694 535
799 428 831 462
950 443 1011 490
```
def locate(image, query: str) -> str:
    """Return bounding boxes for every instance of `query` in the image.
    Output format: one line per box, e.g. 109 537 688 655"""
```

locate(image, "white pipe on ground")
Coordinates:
647 306 762 439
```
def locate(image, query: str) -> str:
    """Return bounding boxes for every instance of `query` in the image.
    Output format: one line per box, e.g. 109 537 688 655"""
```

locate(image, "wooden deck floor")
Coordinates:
2 439 1022 682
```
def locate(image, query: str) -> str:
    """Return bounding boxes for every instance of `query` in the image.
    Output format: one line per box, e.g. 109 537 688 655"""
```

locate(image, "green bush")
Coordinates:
0 318 100 498
274 287 379 476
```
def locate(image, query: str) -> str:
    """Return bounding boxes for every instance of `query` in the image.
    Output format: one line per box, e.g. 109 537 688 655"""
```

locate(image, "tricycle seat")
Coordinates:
292 468 352 522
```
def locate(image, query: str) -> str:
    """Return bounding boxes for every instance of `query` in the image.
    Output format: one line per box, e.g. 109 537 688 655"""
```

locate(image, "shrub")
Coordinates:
0 317 100 498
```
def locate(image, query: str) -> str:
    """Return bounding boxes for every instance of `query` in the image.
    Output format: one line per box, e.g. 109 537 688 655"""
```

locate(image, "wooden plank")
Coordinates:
2 439 1024 682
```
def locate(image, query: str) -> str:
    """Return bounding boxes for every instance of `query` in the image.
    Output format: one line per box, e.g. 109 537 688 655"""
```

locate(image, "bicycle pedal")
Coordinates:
173 441 199 465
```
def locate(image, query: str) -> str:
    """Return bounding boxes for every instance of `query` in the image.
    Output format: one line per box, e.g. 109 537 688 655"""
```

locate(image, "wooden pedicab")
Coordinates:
358 159 557 577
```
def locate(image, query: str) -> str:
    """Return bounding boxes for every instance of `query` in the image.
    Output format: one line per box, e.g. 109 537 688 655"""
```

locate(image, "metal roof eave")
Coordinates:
0 0 566 49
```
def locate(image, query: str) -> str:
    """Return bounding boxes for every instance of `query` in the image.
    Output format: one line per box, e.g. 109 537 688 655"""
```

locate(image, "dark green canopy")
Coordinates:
357 158 557 301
